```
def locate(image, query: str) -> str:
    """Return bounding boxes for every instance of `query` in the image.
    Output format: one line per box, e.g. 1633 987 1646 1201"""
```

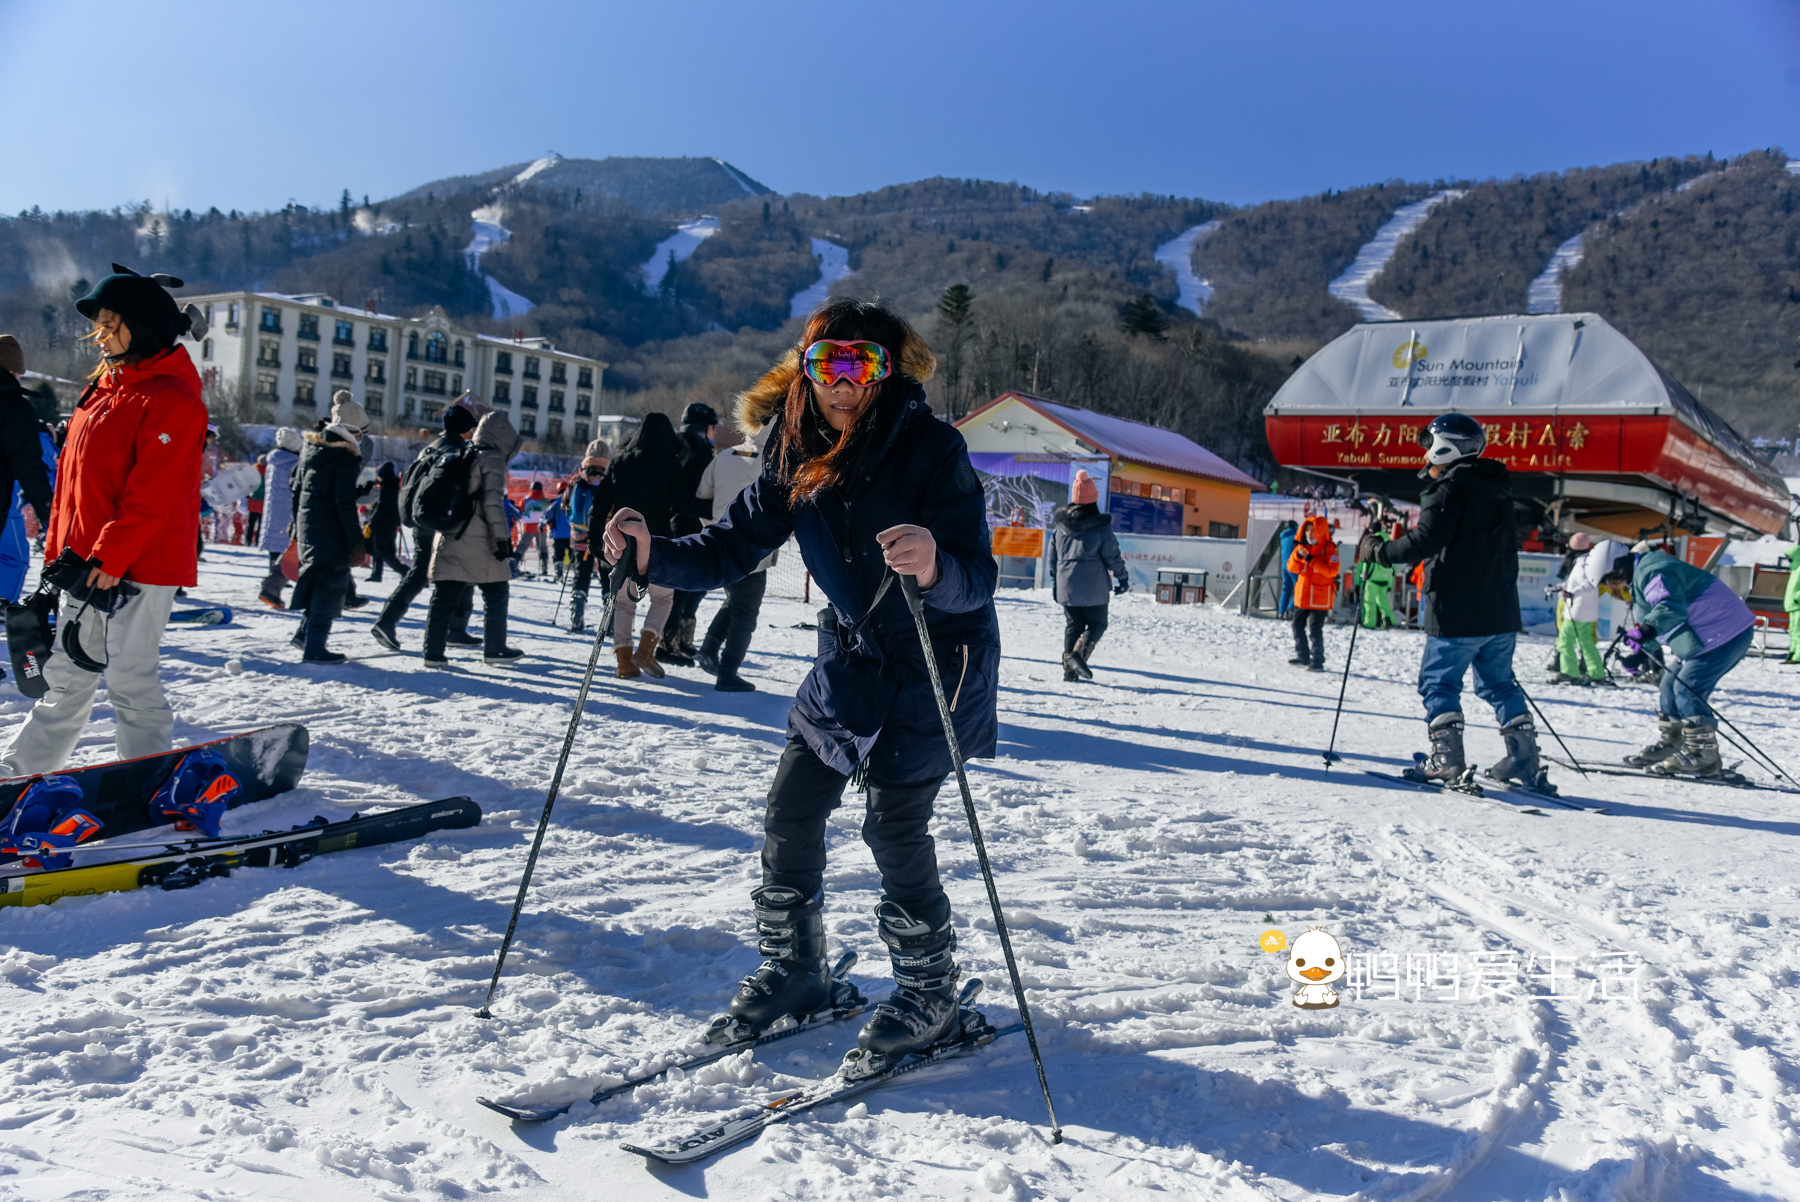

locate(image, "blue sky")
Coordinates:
3 0 1795 214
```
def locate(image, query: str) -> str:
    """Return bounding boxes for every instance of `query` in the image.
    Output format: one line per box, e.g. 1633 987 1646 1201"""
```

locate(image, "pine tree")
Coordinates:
935 284 975 417
1121 294 1168 340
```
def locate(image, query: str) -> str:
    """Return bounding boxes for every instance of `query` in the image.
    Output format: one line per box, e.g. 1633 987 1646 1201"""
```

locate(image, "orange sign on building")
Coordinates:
992 527 1046 558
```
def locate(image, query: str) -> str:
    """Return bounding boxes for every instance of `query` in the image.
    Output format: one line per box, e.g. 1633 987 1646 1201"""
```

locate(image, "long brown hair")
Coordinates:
777 299 922 503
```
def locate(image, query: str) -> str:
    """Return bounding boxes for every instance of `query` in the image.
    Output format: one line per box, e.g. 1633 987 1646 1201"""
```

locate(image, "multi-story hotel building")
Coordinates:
181 291 608 443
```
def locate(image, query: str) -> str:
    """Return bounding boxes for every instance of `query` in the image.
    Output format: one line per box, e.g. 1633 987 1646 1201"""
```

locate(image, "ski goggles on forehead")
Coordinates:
802 340 892 387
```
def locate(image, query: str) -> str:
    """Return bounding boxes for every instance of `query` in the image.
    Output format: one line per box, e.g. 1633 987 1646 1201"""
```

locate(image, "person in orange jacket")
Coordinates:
1286 514 1339 671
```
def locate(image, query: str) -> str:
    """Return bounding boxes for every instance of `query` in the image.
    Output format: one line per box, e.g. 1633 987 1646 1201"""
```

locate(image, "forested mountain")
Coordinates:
1 148 1793 469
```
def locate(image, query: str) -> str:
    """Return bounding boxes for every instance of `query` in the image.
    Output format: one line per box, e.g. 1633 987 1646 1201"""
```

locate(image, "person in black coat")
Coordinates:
288 397 369 663
661 401 719 664
590 411 687 677
606 298 998 1066
366 461 404 583
0 336 54 535
1376 414 1546 791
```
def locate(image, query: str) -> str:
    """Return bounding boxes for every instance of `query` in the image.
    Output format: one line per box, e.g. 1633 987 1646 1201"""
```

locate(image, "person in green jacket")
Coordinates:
1786 546 1800 665
1357 530 1396 629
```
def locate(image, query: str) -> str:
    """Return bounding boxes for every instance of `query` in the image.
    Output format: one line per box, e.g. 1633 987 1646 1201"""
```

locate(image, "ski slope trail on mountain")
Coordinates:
0 544 1793 1199
1329 190 1465 322
1155 221 1220 315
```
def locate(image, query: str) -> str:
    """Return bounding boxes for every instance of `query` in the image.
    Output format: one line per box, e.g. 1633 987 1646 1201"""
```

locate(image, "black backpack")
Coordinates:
402 442 477 534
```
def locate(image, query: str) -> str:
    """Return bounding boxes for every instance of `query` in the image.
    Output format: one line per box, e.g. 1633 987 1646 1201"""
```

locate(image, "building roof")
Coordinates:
961 391 1264 489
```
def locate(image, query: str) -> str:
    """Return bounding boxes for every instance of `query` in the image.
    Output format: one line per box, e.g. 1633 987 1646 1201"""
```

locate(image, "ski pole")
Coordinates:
1321 615 1361 768
553 556 569 625
1518 686 1589 779
897 572 1063 1145
477 539 636 1019
1640 644 1799 790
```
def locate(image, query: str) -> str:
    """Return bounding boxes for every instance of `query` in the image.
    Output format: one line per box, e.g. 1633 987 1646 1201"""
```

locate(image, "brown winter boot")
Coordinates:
614 646 639 679
634 630 666 679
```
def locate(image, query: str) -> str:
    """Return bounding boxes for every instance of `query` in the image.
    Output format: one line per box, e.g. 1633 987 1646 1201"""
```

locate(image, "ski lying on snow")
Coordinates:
622 988 1017 1166
477 956 870 1123
1544 756 1799 795
0 797 480 907
1362 769 1552 815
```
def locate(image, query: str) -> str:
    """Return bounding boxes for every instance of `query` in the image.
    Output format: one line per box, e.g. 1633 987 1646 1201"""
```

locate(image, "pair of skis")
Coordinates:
1544 755 1800 796
479 978 1020 1167
1363 756 1611 814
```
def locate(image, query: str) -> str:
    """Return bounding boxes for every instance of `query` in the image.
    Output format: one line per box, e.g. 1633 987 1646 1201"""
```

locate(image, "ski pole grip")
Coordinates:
898 571 926 615
610 535 640 592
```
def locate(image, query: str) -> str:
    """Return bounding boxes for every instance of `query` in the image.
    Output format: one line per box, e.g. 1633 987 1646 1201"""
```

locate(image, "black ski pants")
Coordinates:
424 581 509 658
1062 603 1109 655
376 532 471 634
367 521 404 583
763 738 950 927
294 565 349 656
701 571 767 675
1292 608 1326 667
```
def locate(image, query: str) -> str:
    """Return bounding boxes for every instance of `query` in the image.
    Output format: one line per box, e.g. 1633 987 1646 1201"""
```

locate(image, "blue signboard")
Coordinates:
1110 494 1184 536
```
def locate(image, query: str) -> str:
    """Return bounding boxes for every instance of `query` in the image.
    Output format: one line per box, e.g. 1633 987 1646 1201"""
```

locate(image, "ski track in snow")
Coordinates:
465 199 536 321
1528 171 1725 316
1 544 1798 1199
640 217 719 294
1329 191 1465 322
1154 222 1219 316
788 240 852 319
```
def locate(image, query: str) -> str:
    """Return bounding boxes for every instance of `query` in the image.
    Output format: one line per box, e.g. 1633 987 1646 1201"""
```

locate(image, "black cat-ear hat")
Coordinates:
75 263 194 347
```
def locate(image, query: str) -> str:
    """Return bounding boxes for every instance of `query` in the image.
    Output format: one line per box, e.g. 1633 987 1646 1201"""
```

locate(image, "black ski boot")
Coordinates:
1406 711 1472 786
1486 714 1556 794
1070 634 1096 680
856 901 960 1067
1648 717 1724 778
568 592 587 634
719 885 832 1039
1625 715 1684 768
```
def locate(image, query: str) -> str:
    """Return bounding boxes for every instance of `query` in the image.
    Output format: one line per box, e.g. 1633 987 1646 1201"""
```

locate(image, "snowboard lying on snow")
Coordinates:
0 796 481 908
0 724 309 858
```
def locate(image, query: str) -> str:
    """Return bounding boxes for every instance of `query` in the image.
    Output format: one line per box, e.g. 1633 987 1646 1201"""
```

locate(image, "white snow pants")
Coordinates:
0 583 178 776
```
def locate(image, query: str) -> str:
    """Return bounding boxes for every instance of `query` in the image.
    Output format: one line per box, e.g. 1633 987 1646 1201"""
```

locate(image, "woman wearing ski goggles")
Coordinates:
602 298 1002 1069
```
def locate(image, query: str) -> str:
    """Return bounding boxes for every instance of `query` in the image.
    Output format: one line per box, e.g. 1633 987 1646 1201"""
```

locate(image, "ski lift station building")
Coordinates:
1263 313 1794 541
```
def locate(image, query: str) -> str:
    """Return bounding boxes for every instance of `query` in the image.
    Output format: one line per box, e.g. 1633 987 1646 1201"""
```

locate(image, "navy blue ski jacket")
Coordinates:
647 384 1000 782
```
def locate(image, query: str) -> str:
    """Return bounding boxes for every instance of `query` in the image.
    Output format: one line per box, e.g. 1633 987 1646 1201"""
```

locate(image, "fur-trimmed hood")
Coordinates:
734 329 937 435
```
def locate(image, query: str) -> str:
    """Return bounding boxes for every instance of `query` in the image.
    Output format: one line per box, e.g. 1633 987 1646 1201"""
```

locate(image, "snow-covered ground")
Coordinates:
640 217 719 294
1329 191 1465 322
4 542 1800 1200
464 204 536 322
789 240 852 319
1154 221 1219 315
1525 232 1587 316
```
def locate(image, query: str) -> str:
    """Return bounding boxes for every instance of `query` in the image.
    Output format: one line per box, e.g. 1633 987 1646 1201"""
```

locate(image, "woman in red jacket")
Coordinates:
0 266 208 776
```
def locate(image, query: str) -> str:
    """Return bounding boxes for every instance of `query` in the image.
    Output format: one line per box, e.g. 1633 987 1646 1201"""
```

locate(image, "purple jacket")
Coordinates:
1632 551 1753 659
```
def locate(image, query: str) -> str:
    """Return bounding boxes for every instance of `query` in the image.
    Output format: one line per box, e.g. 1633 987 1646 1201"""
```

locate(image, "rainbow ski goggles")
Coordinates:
802 340 892 388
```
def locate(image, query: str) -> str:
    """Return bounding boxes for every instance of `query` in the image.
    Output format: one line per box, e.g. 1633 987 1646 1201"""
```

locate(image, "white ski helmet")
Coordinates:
1417 413 1486 467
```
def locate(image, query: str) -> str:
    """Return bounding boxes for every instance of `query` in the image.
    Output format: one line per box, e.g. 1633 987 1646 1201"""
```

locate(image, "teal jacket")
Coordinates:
1632 550 1753 660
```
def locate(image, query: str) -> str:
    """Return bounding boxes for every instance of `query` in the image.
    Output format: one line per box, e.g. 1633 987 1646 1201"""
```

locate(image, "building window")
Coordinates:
495 351 512 375
334 320 355 346
574 421 589 442
493 379 511 403
227 302 241 329
422 402 443 424
366 359 386 383
1209 522 1239 539
256 340 281 368
405 366 418 389
521 413 537 436
547 417 563 439
550 361 567 384
407 331 419 360
451 373 462 395
295 378 316 406
548 389 565 412
259 306 282 333
297 314 320 341
201 338 214 361
574 392 592 416
331 353 353 379
255 372 278 401
366 390 385 417
422 370 447 395
296 346 319 374
577 366 593 388
522 356 540 379
521 384 538 409
453 339 465 367
425 331 448 363
368 329 388 353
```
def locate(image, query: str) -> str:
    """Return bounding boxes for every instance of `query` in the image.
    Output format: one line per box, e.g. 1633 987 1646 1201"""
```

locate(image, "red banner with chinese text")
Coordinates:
1266 414 1656 474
